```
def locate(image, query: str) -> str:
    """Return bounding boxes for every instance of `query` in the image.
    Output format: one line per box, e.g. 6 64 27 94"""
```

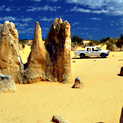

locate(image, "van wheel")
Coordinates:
80 54 85 58
101 53 106 58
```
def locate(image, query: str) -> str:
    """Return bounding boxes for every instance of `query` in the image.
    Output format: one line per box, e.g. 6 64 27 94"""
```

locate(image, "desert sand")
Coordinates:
0 47 123 123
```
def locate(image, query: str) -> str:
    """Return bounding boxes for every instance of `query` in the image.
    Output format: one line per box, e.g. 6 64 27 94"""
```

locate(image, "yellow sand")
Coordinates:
83 40 91 46
19 45 31 64
0 48 123 123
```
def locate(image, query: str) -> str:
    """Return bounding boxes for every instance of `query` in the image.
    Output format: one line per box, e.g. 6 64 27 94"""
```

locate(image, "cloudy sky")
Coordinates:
1 0 123 40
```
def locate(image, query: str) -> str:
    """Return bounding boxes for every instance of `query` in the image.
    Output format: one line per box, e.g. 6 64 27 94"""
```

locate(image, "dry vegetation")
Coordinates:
71 35 123 51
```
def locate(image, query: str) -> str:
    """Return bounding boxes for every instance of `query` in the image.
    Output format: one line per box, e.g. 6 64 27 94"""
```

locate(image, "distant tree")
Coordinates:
88 41 94 46
71 35 83 45
19 39 29 48
19 39 28 43
120 34 123 40
100 37 110 43
90 40 101 45
116 34 123 48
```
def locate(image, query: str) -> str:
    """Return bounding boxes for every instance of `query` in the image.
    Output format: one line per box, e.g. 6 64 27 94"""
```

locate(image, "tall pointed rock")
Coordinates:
63 20 71 82
0 21 23 83
24 22 46 83
45 18 71 83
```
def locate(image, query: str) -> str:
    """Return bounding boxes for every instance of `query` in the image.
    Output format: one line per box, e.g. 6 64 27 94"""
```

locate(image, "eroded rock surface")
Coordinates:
45 18 71 83
72 77 84 88
0 19 71 84
25 18 71 83
52 115 69 123
0 21 23 83
0 74 17 92
119 67 123 76
120 107 123 123
24 22 46 83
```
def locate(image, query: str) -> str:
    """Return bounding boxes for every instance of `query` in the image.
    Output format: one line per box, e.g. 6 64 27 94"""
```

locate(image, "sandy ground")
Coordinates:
0 47 123 123
19 45 31 64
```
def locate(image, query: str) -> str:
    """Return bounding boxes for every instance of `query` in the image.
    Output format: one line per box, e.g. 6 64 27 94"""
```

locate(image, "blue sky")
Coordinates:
1 0 123 40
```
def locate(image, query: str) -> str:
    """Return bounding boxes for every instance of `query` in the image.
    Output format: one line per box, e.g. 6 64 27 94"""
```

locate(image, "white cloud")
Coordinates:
92 9 109 14
120 18 123 24
18 28 34 34
40 17 54 22
0 5 13 12
50 0 58 2
66 0 105 8
77 27 100 31
110 23 114 26
27 5 61 12
31 0 41 2
71 7 109 14
71 7 91 13
0 16 16 21
0 5 10 11
91 18 101 21
42 27 49 31
26 7 41 12
5 7 11 11
0 16 34 23
42 5 61 11
72 22 79 26
67 0 123 16
21 18 33 22
31 0 58 2
15 23 28 28
0 5 5 11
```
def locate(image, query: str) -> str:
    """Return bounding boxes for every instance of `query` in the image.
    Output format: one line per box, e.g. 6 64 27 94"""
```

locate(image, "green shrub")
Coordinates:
19 39 29 48
71 35 83 45
100 37 110 44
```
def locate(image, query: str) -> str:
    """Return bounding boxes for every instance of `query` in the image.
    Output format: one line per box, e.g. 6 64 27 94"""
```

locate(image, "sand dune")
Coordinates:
19 45 31 64
0 51 123 123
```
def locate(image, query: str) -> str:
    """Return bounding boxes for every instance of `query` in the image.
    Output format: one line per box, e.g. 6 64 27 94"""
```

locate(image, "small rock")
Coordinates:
118 59 123 61
0 74 17 93
119 67 123 76
120 107 123 123
72 77 84 88
52 115 69 123
72 60 76 63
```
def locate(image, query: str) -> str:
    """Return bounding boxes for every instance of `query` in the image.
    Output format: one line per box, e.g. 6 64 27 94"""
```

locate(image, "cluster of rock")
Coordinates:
0 18 71 85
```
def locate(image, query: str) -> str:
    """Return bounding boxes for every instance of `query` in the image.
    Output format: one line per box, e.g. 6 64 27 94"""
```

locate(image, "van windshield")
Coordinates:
97 47 101 51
